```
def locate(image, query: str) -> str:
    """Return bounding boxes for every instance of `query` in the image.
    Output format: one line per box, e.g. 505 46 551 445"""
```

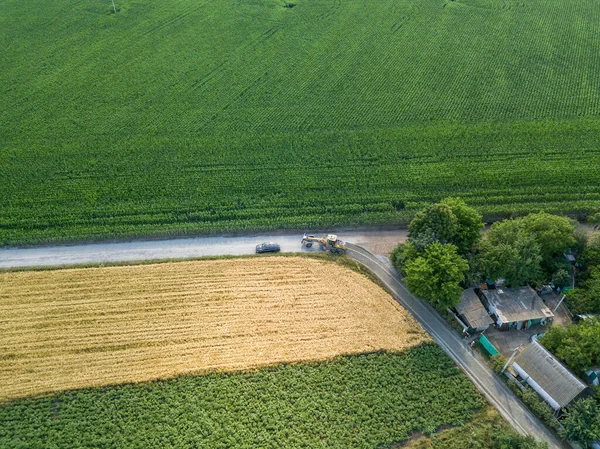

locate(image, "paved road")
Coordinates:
0 230 407 268
346 243 566 449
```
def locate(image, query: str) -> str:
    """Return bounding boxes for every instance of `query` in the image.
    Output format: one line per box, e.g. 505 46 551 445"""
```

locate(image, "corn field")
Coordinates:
1 0 599 245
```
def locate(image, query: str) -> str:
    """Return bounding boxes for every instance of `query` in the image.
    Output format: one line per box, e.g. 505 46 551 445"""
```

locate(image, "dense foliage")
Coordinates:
507 383 561 433
540 319 600 376
0 346 485 449
566 268 600 314
476 212 576 284
477 233 542 287
391 241 420 276
489 354 508 375
408 198 483 254
560 395 600 446
393 199 479 305
566 234 600 313
404 242 469 308
581 235 600 279
589 210 600 230
2 0 600 245
518 213 577 275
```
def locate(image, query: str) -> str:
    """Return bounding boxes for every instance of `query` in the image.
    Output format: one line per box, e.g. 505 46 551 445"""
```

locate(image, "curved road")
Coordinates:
0 233 565 448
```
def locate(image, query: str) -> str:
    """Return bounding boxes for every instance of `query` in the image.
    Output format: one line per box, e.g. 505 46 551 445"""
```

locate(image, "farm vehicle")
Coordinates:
301 233 346 254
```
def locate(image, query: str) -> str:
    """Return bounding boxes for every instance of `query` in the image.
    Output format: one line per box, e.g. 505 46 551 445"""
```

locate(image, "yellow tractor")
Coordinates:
301 233 346 254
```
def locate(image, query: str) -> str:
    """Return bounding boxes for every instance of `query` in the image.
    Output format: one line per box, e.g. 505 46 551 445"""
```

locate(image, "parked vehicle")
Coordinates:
255 242 281 253
530 333 545 342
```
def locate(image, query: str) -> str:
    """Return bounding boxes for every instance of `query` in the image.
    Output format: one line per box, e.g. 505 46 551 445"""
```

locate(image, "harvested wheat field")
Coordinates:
0 257 429 400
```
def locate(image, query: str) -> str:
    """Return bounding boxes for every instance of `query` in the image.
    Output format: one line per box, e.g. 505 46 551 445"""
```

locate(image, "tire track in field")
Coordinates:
141 0 216 36
187 25 279 97
192 26 281 131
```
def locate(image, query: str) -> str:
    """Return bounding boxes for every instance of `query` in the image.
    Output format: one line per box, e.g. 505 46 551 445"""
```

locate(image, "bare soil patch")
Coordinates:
0 257 429 400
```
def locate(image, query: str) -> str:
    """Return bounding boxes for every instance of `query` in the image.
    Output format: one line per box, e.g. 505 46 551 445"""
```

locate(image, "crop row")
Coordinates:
2 120 599 245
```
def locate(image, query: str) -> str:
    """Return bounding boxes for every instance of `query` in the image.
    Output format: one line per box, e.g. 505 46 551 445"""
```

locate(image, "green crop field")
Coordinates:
1 0 600 245
0 346 487 448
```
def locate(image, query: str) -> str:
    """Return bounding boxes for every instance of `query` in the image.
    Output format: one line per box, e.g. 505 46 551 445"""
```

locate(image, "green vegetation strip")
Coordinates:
2 0 600 245
0 345 484 449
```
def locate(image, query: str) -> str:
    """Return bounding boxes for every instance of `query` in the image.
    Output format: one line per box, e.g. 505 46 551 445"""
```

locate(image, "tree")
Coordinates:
519 212 576 274
408 202 458 250
484 213 576 281
573 228 589 259
512 233 543 286
561 397 600 446
442 197 485 254
552 268 571 289
540 318 600 375
408 198 483 254
487 218 521 247
462 250 483 288
489 353 507 374
404 242 469 308
581 234 600 280
565 267 600 314
476 233 542 287
390 241 419 275
477 240 518 282
589 207 600 230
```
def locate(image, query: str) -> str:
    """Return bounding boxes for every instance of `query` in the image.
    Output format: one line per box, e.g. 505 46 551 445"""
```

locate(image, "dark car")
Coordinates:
255 242 281 253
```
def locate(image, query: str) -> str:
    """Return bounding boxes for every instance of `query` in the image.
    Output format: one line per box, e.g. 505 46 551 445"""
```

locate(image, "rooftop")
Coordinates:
456 289 493 329
513 340 587 409
481 286 554 324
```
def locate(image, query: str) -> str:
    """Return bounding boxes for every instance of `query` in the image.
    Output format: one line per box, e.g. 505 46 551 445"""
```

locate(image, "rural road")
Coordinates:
0 229 407 268
0 231 565 448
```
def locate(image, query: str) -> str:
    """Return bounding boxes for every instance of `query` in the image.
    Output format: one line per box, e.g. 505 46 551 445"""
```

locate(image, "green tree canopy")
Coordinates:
560 397 600 445
443 197 485 254
589 208 600 230
390 241 419 275
565 267 600 314
552 268 571 289
404 242 469 308
519 212 576 273
408 198 483 254
582 234 600 278
482 213 576 282
512 233 544 286
540 318 600 375
408 202 458 250
486 218 522 246
477 233 542 287
477 241 519 282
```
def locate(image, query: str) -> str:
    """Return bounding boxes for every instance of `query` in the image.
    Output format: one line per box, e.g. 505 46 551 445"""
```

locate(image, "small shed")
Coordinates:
585 367 600 386
512 340 587 410
456 289 493 333
479 334 499 356
479 286 554 331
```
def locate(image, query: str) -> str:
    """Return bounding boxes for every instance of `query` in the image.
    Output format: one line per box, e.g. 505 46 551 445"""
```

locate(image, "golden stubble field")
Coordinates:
0 257 430 400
